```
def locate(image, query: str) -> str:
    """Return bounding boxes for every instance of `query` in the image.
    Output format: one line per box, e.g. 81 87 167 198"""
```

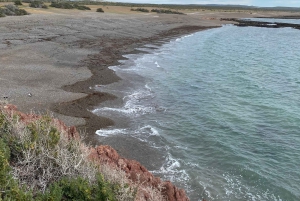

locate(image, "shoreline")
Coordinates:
51 25 216 146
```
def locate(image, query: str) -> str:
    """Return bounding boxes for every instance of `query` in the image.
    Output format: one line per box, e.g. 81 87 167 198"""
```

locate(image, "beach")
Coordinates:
1 3 299 169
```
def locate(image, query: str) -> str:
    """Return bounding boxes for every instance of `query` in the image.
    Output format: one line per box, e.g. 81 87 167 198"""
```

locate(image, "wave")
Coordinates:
175 33 194 42
151 153 190 190
93 89 157 117
155 61 160 68
95 128 127 137
137 125 160 136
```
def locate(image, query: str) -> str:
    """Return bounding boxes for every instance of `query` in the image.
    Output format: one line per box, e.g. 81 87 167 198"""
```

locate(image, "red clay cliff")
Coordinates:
2 104 189 201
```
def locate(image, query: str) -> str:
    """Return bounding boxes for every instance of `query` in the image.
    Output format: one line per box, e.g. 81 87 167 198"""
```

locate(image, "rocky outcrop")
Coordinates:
221 18 300 30
2 104 190 201
89 145 189 201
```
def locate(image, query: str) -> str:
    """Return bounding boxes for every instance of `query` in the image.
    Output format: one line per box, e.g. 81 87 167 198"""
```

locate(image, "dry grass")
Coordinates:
0 105 166 200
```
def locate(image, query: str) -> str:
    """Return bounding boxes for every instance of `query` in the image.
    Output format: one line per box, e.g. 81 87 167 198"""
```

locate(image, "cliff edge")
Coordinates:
2 104 189 201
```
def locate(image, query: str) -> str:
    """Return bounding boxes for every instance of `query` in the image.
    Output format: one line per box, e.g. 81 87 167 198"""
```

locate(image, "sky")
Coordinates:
108 0 300 7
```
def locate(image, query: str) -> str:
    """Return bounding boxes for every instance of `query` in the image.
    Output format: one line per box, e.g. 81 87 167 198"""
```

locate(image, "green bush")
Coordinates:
131 8 149 12
74 4 91 10
14 0 22 6
50 2 74 9
0 5 29 16
0 113 22 162
29 1 47 9
50 2 90 10
0 109 142 200
0 139 34 200
0 139 10 184
36 175 117 201
151 9 185 15
96 7 104 12
0 9 5 17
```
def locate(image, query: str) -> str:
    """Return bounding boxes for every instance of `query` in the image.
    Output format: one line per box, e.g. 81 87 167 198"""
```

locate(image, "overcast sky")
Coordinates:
108 0 300 7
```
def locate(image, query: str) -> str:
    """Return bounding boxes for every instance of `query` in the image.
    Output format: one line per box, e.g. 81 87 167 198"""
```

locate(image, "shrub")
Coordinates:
14 0 22 6
0 139 10 184
50 2 74 9
50 2 90 10
131 8 149 12
0 106 167 200
0 138 34 200
151 9 185 15
0 4 29 16
11 117 98 192
0 9 5 17
74 4 91 10
96 7 104 12
15 8 29 15
29 1 47 9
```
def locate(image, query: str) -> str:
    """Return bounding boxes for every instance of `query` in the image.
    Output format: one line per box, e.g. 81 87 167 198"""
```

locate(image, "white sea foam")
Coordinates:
94 89 155 117
154 61 160 68
95 106 153 116
151 153 190 185
108 66 119 71
95 128 127 137
108 65 138 72
145 84 152 92
137 125 160 136
175 34 194 42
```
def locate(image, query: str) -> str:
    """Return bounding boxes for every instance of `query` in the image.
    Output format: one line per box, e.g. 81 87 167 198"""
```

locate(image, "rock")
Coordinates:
89 145 190 201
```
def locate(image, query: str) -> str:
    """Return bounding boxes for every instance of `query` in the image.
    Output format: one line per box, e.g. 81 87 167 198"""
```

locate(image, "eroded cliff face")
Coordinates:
2 104 189 201
89 145 189 201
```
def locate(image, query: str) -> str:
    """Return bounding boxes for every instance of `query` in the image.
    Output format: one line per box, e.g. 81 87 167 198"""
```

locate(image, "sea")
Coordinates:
93 19 300 201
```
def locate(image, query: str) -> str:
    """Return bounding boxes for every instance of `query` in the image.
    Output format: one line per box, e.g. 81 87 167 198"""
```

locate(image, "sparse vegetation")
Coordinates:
0 4 29 17
96 7 104 12
151 9 185 15
29 1 48 9
14 0 22 6
74 4 91 10
0 105 166 200
131 8 149 12
50 2 90 10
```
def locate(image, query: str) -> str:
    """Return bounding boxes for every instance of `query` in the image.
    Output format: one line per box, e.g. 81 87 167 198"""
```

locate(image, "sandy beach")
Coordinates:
1 3 298 162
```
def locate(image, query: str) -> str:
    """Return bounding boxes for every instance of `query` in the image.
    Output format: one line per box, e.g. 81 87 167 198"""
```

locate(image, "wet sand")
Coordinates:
0 4 298 166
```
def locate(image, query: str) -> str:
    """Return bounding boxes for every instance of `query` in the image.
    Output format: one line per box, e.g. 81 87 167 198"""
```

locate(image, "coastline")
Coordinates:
51 25 216 146
2 5 300 200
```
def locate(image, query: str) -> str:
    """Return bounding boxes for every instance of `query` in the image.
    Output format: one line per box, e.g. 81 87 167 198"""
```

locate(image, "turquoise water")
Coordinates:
94 24 300 200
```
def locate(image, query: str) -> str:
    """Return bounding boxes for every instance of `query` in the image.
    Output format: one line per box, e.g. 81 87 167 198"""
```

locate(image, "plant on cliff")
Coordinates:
0 107 134 200
0 104 167 201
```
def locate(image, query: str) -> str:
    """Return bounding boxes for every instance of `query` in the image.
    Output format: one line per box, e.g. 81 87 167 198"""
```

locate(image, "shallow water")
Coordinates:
94 24 300 201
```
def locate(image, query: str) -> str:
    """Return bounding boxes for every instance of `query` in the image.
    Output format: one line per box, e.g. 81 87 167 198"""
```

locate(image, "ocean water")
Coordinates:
93 22 300 201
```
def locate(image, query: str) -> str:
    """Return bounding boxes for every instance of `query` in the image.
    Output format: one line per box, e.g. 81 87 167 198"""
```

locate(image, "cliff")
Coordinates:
2 104 189 201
